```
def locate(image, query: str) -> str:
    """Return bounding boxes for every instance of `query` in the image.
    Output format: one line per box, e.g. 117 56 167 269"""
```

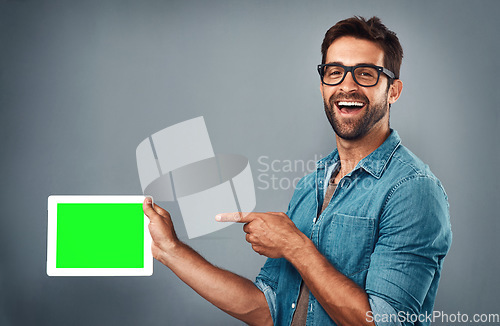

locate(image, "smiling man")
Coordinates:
143 16 452 326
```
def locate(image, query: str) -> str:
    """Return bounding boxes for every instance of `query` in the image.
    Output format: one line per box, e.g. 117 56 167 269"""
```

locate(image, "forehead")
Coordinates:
325 36 384 66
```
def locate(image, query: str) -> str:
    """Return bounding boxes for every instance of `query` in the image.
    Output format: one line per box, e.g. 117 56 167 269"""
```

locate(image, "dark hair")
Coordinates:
321 16 403 79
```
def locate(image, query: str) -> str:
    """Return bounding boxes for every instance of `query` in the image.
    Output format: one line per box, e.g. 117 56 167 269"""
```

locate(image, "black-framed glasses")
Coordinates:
317 63 395 87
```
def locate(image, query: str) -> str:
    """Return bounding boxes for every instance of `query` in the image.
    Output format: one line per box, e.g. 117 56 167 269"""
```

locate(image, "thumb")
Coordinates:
143 197 164 223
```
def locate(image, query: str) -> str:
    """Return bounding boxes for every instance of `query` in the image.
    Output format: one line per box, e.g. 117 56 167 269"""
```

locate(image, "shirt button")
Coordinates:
291 303 296 309
313 217 317 223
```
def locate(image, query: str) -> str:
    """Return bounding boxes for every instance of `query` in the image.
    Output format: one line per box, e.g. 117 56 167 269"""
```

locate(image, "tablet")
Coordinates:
47 195 153 276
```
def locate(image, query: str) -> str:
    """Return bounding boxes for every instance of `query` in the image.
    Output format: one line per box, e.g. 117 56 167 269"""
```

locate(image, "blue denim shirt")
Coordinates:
255 130 452 326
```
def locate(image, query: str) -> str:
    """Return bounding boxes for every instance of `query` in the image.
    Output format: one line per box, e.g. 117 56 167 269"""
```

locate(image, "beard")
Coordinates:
324 91 389 141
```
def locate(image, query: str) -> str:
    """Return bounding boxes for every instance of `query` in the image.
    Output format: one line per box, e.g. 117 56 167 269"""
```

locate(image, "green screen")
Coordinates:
56 203 144 268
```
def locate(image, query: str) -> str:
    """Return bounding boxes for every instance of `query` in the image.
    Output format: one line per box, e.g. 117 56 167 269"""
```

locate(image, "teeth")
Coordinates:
338 101 364 107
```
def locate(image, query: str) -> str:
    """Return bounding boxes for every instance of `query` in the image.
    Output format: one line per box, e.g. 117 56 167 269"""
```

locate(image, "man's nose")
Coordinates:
339 71 359 92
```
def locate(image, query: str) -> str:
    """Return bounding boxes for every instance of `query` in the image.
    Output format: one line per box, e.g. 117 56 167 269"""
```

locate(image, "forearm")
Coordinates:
157 241 272 326
143 200 271 325
286 239 374 326
215 210 375 325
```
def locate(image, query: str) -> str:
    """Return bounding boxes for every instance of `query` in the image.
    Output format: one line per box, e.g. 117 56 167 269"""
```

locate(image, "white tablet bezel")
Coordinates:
47 195 153 276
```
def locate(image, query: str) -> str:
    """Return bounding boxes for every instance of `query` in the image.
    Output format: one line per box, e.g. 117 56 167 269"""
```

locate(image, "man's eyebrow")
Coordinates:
325 61 378 66
325 61 344 65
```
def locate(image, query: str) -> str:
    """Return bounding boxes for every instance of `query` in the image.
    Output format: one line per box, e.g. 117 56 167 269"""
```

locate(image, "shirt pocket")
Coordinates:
322 213 376 285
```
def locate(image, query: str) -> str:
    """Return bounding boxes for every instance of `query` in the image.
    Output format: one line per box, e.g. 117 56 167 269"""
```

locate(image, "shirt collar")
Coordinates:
317 129 401 179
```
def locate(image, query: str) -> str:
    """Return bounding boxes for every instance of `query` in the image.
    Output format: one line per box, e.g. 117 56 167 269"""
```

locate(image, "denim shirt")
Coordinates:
255 130 452 326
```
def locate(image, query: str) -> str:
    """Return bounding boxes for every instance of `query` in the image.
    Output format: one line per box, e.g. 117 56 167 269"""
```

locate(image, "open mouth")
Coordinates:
335 101 366 114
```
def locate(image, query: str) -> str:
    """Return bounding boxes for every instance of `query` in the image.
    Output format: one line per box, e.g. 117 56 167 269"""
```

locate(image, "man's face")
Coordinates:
321 36 394 141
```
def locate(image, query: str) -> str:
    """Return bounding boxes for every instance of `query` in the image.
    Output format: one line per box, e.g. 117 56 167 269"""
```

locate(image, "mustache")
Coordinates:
329 92 370 105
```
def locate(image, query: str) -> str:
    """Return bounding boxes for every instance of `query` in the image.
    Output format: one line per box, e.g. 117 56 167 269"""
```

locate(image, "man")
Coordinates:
143 16 452 326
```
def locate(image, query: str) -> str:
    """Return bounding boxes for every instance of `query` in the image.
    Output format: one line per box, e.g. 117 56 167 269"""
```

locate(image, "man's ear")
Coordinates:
388 79 403 105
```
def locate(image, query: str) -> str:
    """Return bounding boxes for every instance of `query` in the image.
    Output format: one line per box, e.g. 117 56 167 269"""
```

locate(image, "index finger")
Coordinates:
215 212 255 223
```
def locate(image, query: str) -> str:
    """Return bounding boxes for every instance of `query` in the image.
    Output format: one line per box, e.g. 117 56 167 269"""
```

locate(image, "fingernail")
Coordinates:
215 214 221 221
145 197 152 204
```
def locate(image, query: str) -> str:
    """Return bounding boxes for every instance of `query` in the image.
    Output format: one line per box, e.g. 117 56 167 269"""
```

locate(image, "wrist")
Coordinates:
157 238 184 265
283 233 316 264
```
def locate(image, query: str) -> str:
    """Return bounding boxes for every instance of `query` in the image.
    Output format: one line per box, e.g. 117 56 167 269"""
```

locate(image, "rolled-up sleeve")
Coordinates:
368 294 403 326
365 176 452 324
255 258 283 324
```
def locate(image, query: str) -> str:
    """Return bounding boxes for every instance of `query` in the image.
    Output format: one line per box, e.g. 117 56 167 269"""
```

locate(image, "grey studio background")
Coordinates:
1 0 499 325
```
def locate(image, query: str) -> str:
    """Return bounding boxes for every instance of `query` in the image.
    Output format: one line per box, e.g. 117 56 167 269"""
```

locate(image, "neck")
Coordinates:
334 125 390 182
